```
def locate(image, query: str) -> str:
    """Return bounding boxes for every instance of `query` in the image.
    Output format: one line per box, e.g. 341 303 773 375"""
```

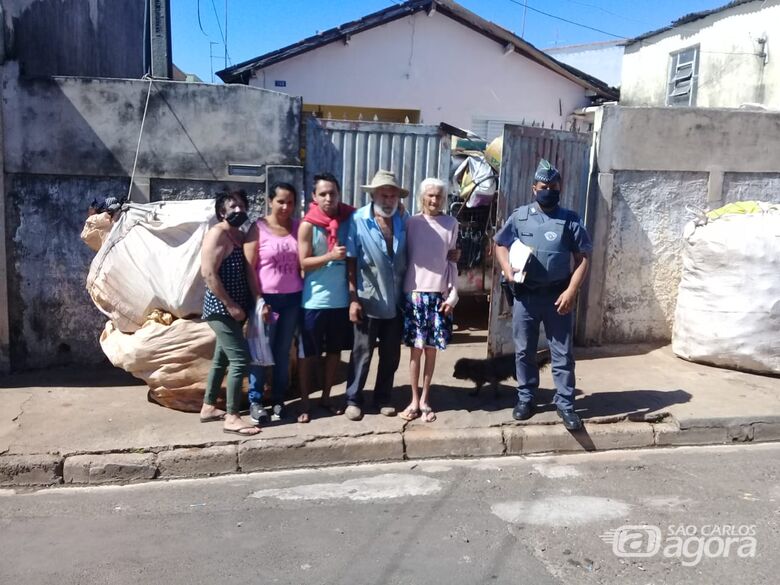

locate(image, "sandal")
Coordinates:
223 426 261 436
320 401 344 416
421 406 437 423
399 407 421 421
298 412 310 424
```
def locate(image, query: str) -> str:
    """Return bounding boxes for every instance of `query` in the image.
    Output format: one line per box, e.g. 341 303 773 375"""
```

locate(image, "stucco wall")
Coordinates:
584 105 780 345
6 175 128 369
248 10 590 130
601 172 708 343
621 1 780 108
1 72 302 371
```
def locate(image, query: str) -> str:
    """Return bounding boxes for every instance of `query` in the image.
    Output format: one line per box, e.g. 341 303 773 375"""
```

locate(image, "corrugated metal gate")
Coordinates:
304 117 451 212
487 124 592 357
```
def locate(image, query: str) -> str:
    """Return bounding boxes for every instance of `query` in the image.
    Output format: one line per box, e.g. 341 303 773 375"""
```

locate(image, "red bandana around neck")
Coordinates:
303 201 355 250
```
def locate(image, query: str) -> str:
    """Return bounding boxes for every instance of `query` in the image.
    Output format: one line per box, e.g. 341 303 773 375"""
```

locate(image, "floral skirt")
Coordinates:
402 291 453 350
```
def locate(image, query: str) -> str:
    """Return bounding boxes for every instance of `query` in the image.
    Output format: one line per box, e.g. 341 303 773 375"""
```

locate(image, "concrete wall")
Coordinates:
1 0 146 78
622 0 780 108
545 42 623 88
248 10 590 130
583 105 780 345
1 70 302 371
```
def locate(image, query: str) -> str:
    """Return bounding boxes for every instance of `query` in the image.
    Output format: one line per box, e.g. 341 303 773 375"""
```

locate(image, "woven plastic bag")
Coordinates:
672 203 780 374
247 299 275 366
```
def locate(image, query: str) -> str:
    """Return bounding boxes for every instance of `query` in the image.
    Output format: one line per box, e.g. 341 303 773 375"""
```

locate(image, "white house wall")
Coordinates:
621 0 780 108
249 11 589 131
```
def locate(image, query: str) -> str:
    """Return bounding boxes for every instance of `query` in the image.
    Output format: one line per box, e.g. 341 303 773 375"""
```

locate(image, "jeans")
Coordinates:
204 315 250 415
512 287 576 410
248 292 302 405
345 312 403 407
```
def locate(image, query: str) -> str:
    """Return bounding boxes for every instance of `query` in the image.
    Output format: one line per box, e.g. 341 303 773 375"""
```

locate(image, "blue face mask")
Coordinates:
535 189 560 208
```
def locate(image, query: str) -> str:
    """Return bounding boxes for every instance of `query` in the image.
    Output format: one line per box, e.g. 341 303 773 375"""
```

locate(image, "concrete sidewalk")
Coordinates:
1 330 779 487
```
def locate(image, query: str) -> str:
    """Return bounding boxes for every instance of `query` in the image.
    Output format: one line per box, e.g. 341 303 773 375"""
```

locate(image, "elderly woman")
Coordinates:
244 182 303 424
400 178 459 422
199 190 261 436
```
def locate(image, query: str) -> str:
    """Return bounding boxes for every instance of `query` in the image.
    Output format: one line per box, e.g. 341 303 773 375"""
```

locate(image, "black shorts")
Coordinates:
298 308 353 358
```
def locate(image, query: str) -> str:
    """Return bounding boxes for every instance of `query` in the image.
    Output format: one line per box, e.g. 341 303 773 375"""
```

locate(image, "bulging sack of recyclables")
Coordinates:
672 202 780 374
86 200 216 332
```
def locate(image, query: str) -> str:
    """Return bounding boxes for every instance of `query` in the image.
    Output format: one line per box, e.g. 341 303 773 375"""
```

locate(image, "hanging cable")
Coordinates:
127 77 154 203
506 0 627 39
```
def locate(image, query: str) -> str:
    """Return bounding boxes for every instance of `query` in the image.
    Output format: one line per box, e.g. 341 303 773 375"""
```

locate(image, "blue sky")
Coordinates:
171 0 728 83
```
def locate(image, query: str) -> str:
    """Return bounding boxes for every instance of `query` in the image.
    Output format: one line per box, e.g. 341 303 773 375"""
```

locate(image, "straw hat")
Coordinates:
361 170 409 197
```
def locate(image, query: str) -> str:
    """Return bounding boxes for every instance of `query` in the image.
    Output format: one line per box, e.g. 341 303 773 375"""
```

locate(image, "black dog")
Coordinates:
453 350 551 397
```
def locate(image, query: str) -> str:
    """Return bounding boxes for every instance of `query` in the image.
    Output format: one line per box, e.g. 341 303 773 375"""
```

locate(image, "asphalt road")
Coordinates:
1 443 778 585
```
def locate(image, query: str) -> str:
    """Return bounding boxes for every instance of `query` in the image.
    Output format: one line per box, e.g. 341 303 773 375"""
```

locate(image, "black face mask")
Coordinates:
535 189 561 208
225 210 249 227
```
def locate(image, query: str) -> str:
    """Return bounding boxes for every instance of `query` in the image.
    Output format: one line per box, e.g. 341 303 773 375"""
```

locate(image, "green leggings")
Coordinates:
204 315 250 415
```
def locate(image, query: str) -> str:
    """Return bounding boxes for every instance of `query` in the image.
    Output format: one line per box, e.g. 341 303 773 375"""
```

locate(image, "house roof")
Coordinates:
216 0 618 99
625 0 762 46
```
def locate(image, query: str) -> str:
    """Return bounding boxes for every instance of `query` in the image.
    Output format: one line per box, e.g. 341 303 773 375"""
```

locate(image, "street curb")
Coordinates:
3 416 780 487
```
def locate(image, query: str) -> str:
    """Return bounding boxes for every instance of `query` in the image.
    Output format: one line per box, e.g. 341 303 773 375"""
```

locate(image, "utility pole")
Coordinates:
209 41 219 83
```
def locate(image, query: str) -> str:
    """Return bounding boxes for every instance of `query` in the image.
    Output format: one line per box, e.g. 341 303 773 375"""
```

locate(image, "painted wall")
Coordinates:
621 0 780 108
248 10 590 131
1 0 146 78
583 105 780 345
545 42 623 88
1 70 301 371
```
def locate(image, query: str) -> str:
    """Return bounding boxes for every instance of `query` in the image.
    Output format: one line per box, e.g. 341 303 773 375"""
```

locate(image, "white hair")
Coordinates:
417 177 447 212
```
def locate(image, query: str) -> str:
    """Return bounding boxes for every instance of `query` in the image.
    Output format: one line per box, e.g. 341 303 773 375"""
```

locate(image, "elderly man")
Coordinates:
343 170 410 421
494 159 592 431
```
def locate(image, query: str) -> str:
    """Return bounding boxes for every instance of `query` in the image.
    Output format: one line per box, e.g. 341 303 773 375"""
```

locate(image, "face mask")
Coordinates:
225 210 249 228
535 189 560 208
373 201 398 218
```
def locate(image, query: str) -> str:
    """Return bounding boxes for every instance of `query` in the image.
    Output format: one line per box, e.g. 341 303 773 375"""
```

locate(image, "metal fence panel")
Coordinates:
305 117 451 213
488 124 592 357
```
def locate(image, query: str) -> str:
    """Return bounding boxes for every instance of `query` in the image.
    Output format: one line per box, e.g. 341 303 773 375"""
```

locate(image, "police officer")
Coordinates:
494 159 592 430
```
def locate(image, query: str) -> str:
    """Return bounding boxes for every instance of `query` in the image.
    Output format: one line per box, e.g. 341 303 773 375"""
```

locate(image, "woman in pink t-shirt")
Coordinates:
244 183 303 424
400 178 459 423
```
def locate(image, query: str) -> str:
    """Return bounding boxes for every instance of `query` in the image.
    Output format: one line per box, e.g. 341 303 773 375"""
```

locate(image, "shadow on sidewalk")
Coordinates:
0 364 145 388
372 384 692 422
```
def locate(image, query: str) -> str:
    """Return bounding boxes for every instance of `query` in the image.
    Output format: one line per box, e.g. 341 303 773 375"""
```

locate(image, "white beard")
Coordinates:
373 202 398 218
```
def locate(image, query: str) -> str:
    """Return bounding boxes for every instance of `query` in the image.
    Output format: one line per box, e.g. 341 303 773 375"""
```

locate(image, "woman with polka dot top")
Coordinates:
199 190 260 436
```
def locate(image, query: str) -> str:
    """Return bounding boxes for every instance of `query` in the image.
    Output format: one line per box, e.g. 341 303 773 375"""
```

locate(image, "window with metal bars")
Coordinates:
666 45 700 107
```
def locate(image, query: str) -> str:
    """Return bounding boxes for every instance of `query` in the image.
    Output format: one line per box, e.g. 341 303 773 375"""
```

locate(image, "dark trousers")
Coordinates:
512 288 576 410
345 313 402 407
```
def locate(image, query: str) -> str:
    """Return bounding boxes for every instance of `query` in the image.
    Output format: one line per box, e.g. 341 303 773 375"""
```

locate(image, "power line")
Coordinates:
197 0 209 37
506 0 627 39
209 0 231 65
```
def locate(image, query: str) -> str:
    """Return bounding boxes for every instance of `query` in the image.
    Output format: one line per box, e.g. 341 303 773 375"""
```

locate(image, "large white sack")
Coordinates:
100 318 217 411
87 200 216 332
672 209 780 374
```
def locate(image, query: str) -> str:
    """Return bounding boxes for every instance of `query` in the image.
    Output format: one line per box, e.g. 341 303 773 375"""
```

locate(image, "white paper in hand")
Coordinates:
508 240 533 283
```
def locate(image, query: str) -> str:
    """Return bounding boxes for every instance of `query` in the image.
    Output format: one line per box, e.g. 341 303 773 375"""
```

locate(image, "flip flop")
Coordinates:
421 406 436 423
399 407 421 421
320 402 344 416
200 413 226 423
223 426 260 436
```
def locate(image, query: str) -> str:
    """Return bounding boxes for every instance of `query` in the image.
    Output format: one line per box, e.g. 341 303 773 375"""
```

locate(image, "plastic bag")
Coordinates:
100 317 219 412
672 203 780 374
247 299 274 366
87 200 215 332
